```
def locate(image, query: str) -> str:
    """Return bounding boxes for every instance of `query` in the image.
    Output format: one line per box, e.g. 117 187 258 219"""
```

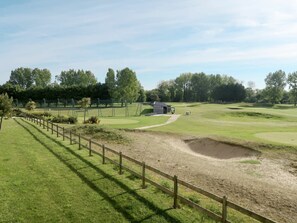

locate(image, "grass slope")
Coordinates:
0 119 211 223
153 103 297 149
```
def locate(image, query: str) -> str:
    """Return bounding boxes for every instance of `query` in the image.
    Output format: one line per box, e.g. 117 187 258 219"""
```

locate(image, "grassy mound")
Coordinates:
71 125 130 144
227 112 282 120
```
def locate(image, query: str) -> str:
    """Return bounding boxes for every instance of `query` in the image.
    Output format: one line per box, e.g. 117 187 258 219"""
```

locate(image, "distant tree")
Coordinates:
32 68 51 87
175 73 192 102
57 69 97 87
9 67 34 89
212 83 246 102
115 68 140 105
25 100 36 111
105 68 116 99
264 70 286 104
145 89 160 102
78 97 91 122
157 81 171 102
287 72 297 106
137 87 146 102
191 72 209 102
0 93 13 130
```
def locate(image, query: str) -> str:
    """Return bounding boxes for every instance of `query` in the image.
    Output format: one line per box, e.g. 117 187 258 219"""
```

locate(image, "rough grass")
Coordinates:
227 112 282 120
71 125 131 144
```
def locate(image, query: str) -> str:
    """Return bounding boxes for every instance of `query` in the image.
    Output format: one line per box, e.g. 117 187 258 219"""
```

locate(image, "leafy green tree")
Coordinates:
78 97 91 122
264 70 286 104
157 81 171 102
287 72 297 106
105 68 116 99
9 67 34 89
137 87 146 102
115 68 140 105
57 69 97 87
32 68 51 87
25 100 36 111
212 83 246 102
145 89 160 102
0 93 13 130
175 73 192 102
191 72 210 102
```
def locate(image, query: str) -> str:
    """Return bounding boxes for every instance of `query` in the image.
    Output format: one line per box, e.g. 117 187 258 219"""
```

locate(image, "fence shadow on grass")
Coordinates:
15 118 180 223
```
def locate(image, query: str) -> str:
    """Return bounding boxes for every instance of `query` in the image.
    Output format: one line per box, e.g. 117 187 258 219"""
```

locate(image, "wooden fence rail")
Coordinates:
23 115 277 223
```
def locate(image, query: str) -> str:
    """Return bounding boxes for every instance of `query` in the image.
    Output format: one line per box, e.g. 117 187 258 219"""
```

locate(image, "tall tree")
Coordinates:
57 69 97 87
105 68 116 99
264 70 286 104
287 71 297 106
212 83 246 102
32 68 51 87
0 93 13 130
9 67 34 89
157 81 171 102
175 73 192 102
191 72 210 102
115 68 140 104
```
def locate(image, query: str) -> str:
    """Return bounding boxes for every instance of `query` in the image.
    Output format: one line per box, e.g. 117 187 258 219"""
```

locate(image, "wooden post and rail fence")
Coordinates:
23 115 277 223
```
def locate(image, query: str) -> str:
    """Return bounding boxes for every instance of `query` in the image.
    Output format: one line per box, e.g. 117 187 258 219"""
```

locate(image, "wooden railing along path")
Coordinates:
23 115 277 223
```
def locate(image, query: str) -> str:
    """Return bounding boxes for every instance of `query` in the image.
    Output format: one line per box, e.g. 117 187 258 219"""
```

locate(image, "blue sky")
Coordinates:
1 0 297 89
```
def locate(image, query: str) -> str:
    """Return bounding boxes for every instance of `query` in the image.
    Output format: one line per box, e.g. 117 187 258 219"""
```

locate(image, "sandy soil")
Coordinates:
94 131 297 223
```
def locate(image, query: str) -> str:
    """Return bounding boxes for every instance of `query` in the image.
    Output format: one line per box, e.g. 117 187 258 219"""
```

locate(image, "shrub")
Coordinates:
84 116 100 124
51 115 77 124
12 108 23 117
25 101 36 111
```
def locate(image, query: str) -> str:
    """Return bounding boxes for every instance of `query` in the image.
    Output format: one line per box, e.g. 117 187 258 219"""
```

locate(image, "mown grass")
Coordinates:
153 103 297 150
32 102 297 149
0 118 215 223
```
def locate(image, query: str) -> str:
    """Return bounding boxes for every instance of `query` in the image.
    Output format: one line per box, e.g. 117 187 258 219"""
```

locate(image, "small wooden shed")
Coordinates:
153 102 171 114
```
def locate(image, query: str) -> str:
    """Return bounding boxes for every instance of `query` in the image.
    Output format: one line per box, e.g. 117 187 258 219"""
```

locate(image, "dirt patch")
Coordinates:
90 131 297 223
185 138 261 159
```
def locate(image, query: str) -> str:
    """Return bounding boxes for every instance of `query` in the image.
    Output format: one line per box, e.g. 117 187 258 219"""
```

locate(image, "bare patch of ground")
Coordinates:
185 138 261 159
93 130 297 223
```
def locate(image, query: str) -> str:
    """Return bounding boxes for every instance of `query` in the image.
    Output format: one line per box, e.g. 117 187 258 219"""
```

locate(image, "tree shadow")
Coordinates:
15 119 180 223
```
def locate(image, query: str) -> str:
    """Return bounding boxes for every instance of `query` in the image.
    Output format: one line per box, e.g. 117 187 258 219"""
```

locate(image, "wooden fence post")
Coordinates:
56 125 59 137
102 145 105 164
119 152 123 175
70 131 72 145
222 196 227 222
47 121 49 131
142 162 146 189
173 175 178 209
78 134 81 150
89 139 92 156
43 119 45 129
39 118 42 127
63 127 65 141
51 123 53 134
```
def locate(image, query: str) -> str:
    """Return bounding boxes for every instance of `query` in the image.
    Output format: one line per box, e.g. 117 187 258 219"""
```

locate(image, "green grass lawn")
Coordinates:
153 103 297 149
32 102 297 149
0 118 213 223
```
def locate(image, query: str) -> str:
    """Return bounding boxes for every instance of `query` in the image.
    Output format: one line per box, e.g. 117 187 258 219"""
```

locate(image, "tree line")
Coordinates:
146 70 297 105
0 67 144 104
1 67 297 105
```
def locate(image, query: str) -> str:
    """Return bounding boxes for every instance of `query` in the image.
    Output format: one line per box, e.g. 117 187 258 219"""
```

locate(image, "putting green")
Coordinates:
255 132 297 146
99 118 139 125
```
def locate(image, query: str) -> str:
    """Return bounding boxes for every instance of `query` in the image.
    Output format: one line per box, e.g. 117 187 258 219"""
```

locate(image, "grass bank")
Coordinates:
0 118 212 223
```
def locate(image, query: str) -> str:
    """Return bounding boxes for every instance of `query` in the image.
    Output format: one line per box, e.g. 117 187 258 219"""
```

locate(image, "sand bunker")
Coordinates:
185 138 261 159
